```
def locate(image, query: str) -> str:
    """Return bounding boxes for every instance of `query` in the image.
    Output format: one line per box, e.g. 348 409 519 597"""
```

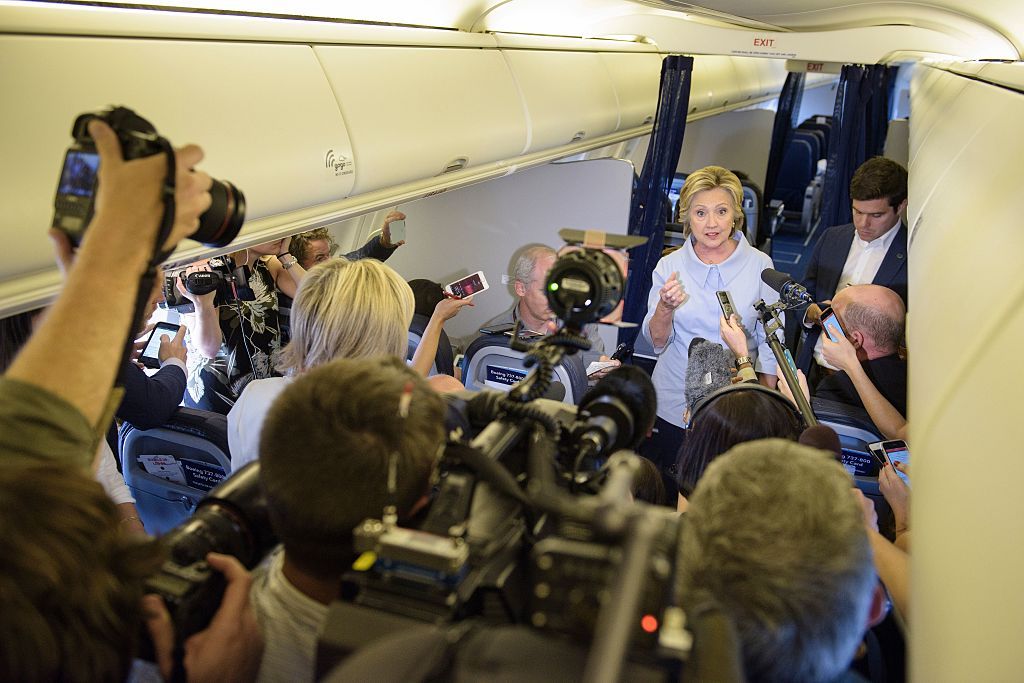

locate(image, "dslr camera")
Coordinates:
161 256 256 313
52 106 245 247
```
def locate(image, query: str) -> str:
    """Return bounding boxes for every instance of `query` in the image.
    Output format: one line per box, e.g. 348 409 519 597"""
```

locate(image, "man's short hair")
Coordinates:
0 461 164 682
288 226 338 264
259 356 445 579
678 439 875 682
842 300 904 354
511 245 557 289
850 156 908 209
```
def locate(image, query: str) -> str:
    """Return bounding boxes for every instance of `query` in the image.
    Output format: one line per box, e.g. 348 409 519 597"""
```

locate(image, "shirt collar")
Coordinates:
683 231 749 288
856 219 902 250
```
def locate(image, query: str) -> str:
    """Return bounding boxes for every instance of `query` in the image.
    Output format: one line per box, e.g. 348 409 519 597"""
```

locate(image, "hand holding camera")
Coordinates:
52 106 245 259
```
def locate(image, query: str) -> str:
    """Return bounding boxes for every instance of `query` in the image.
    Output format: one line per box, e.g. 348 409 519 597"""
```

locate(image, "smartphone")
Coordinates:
139 322 182 369
716 290 736 320
478 322 515 335
445 270 489 298
389 219 406 243
881 440 911 486
868 439 911 486
819 306 847 343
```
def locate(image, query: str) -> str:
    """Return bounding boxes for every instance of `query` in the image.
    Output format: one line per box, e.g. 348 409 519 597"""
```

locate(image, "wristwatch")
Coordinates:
277 253 297 270
735 355 752 367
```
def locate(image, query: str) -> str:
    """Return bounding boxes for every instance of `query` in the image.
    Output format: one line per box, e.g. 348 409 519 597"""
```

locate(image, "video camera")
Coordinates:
161 255 256 313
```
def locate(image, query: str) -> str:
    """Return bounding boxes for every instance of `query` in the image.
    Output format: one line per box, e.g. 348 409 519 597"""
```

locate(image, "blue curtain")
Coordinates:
760 71 806 245
618 55 694 347
819 64 896 230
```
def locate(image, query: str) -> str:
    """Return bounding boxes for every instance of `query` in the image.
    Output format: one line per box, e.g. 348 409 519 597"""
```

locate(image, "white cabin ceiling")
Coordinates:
17 1 1024 59
49 0 1024 58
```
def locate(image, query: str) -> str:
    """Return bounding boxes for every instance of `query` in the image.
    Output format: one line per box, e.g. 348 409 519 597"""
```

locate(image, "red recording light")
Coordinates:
640 614 659 633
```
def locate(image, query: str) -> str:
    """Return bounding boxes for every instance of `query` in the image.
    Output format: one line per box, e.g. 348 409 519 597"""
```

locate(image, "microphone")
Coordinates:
685 338 734 414
761 268 813 306
574 365 657 456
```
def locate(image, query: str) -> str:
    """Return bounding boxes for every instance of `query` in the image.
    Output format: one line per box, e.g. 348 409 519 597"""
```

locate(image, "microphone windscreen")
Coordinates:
685 339 734 414
799 424 842 458
760 268 794 294
579 365 657 449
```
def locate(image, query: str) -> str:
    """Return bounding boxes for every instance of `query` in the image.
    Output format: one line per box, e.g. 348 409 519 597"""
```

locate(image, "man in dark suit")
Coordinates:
796 157 908 382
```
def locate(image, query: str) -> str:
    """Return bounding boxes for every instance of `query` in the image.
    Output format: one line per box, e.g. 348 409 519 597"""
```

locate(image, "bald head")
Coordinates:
833 285 905 357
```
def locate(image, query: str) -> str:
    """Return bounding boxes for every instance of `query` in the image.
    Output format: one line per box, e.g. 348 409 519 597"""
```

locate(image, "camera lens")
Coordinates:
192 179 246 248
545 249 623 330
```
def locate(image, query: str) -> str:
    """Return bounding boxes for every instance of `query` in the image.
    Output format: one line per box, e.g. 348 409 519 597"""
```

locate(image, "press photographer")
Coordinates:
0 108 262 681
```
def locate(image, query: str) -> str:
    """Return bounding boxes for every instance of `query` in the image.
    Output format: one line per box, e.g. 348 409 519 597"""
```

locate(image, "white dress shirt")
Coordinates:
813 221 902 367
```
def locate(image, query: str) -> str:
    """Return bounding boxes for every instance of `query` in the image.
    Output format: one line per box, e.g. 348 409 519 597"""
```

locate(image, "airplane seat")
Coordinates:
119 407 231 535
406 313 456 376
798 121 832 160
772 138 821 234
811 397 896 539
740 177 764 248
811 396 884 450
793 130 823 164
461 333 588 405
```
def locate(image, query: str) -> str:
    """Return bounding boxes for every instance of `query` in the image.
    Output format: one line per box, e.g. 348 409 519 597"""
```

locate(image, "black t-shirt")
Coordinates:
814 353 907 416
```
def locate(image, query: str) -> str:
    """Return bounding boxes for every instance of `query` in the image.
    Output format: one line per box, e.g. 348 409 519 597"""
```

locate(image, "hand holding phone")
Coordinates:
139 322 184 369
388 219 406 244
445 271 489 299
819 306 847 343
868 440 911 487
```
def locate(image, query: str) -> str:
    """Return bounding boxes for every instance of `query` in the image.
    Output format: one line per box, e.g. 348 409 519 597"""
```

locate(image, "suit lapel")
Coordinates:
872 224 908 287
823 225 856 298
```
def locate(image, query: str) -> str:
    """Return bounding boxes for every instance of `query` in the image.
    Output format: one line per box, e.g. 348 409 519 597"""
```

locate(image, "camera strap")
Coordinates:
119 138 180 386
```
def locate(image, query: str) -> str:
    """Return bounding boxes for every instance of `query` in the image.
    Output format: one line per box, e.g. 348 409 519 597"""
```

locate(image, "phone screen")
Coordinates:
140 323 181 367
447 271 488 298
389 219 406 243
883 442 911 486
58 150 99 196
821 309 846 343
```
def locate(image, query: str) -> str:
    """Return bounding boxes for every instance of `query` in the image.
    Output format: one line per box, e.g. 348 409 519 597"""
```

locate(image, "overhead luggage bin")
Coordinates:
314 45 528 195
502 49 621 153
0 35 354 309
599 52 663 130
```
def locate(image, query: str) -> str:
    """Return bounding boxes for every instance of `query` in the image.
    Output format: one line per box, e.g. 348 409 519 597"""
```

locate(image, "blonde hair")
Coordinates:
277 258 414 375
675 166 744 238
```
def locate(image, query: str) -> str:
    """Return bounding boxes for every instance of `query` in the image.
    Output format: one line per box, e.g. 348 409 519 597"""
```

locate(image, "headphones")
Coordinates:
689 382 805 433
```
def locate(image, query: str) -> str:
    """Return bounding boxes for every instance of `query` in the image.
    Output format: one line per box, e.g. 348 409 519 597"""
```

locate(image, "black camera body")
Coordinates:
52 106 245 247
140 463 275 662
545 248 624 331
161 256 256 313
